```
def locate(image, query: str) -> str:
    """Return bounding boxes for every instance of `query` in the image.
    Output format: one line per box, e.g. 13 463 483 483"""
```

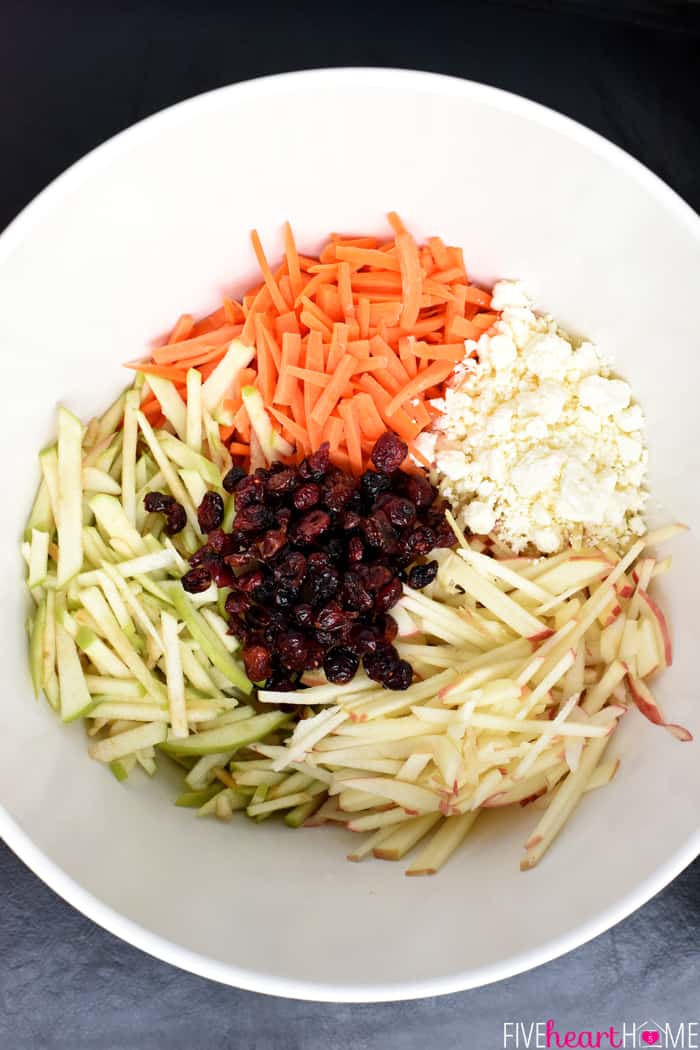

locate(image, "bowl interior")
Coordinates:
1 69 699 1001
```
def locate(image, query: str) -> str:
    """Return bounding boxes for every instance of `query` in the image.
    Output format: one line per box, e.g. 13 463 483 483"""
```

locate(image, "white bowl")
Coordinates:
1 68 699 1003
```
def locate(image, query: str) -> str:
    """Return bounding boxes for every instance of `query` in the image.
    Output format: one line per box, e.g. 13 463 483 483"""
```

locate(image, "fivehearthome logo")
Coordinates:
502 1019 700 1049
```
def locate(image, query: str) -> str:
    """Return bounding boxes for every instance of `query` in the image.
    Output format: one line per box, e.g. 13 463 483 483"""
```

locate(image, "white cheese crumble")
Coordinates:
432 281 648 553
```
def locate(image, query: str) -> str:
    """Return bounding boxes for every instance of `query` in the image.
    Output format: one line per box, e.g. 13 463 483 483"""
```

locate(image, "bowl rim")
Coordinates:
1 66 699 1003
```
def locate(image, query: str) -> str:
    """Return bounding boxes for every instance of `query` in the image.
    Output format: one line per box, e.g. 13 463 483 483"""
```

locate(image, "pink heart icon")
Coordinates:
641 1033 660 1046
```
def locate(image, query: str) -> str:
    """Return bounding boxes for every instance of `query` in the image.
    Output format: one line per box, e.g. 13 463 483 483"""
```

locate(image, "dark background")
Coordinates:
1 2 699 1047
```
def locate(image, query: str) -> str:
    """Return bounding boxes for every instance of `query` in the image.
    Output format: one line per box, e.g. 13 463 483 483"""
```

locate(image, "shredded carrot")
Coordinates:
152 324 239 365
386 360 455 417
326 323 349 374
284 221 304 301
396 231 422 330
168 314 195 343
233 404 251 442
411 342 466 362
274 332 301 406
250 229 289 315
472 312 499 330
286 366 330 388
124 361 187 383
228 442 251 457
338 399 363 477
353 393 385 440
310 355 357 429
126 214 504 476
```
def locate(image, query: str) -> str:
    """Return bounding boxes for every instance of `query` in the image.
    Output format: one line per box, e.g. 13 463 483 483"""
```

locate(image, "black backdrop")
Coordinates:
1 0 699 232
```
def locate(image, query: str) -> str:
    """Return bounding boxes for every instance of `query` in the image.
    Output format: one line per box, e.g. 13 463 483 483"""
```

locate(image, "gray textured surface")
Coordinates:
1 842 698 1048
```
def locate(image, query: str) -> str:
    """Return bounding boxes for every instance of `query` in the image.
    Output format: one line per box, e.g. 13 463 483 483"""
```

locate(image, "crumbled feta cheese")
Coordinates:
432 281 647 553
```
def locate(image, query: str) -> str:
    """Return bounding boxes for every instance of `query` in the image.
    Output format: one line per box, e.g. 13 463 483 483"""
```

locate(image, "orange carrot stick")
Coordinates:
250 229 289 315
168 313 195 343
387 211 408 237
465 285 492 308
251 315 276 406
338 399 363 476
385 360 455 417
353 393 385 439
286 366 330 387
152 324 239 364
274 332 302 406
337 261 355 322
396 230 422 330
310 355 357 428
411 342 466 362
398 336 418 379
268 405 310 452
124 361 187 383
326 323 349 374
284 222 304 301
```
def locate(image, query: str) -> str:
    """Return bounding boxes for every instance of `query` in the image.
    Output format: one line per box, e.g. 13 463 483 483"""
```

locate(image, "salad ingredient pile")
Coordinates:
429 281 648 553
21 214 690 876
183 431 456 692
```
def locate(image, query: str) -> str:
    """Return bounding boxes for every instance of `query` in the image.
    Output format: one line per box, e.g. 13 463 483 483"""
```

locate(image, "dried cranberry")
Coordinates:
198 553 235 587
236 569 265 594
181 566 212 593
374 613 399 643
243 645 272 682
265 468 297 497
315 601 352 633
265 671 297 692
299 442 330 480
324 646 360 684
371 432 408 474
364 643 400 684
361 512 398 554
400 473 436 509
165 502 187 535
144 491 175 514
404 526 436 557
234 504 275 533
197 491 224 532
222 466 246 493
294 604 314 628
225 592 250 617
274 551 307 585
276 507 292 530
257 529 287 559
358 564 394 593
322 479 354 513
348 625 379 655
206 528 231 555
252 577 275 604
360 470 392 504
233 475 265 507
407 560 439 589
304 641 325 670
277 631 309 672
381 496 416 528
274 586 299 609
347 536 364 563
307 551 333 574
293 483 321 511
375 577 403 613
226 615 250 645
383 659 413 691
342 571 374 613
342 510 362 531
293 509 331 544
301 567 339 605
